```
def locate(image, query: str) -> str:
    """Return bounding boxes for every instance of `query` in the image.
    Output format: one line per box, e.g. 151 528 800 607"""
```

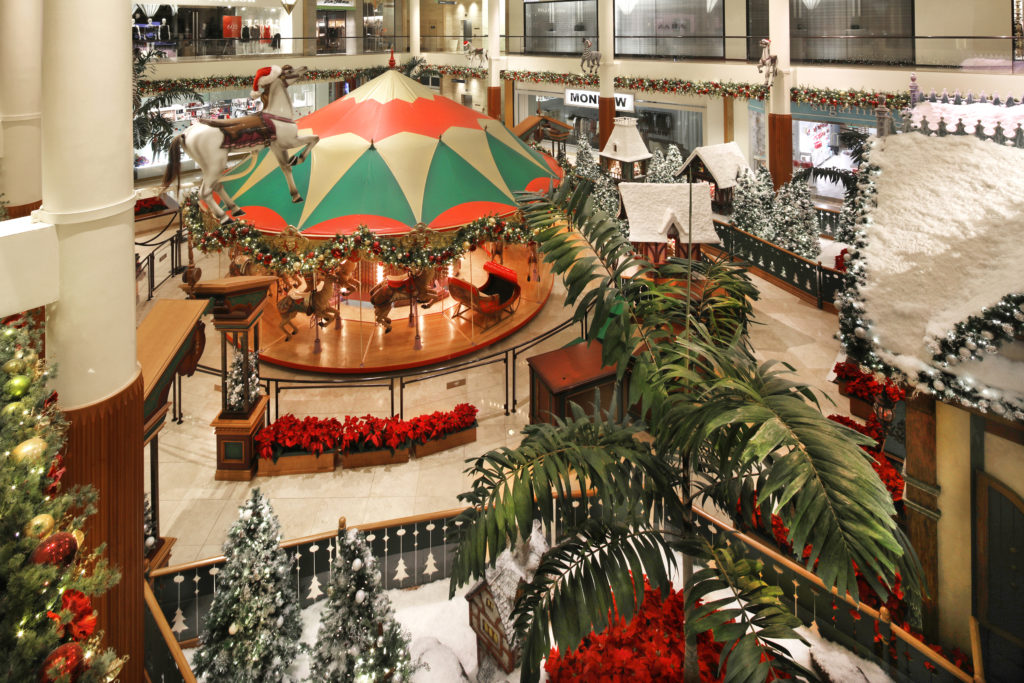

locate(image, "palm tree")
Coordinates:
448 176 921 682
132 49 201 161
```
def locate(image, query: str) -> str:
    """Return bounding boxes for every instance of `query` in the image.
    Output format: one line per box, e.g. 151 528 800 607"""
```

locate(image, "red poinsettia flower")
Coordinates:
47 590 97 641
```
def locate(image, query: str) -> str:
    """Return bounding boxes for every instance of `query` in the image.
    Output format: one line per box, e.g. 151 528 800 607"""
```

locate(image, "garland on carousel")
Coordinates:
182 191 534 274
615 76 768 100
790 86 910 110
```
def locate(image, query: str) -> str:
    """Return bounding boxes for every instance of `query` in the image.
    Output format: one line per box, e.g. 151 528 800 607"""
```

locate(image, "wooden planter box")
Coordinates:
836 379 874 420
340 446 410 469
413 426 477 458
257 449 336 477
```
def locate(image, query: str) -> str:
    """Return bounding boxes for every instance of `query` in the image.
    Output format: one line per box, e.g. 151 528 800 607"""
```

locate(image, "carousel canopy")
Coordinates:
220 70 560 237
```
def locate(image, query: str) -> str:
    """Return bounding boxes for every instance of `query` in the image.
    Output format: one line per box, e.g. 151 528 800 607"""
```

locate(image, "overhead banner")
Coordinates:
564 89 634 113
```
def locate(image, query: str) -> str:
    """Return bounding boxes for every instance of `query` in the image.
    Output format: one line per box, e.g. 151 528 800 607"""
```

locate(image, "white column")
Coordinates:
768 0 792 115
597 0 615 100
37 0 137 408
0 0 43 210
410 0 421 55
487 0 502 86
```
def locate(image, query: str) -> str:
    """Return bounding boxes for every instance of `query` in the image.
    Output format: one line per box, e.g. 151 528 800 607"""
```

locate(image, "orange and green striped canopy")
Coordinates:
220 70 560 237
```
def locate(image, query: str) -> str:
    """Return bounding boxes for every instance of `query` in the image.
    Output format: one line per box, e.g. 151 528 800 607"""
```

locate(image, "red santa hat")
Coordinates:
250 65 282 100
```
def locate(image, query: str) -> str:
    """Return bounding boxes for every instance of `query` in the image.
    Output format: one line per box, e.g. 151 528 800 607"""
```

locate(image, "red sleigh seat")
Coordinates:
448 261 521 327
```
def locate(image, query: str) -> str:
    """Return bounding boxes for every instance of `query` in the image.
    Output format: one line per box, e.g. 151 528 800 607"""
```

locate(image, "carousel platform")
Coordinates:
257 244 553 374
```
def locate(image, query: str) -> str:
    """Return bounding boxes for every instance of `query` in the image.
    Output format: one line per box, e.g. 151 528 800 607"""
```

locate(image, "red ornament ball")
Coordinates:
30 532 78 567
39 642 85 683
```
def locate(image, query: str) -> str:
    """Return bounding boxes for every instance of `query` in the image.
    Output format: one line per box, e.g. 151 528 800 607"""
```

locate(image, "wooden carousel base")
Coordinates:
258 246 553 374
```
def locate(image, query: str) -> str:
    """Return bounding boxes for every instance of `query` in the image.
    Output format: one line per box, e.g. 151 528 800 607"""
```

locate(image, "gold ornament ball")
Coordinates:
16 349 39 367
25 513 56 539
3 374 32 398
12 436 48 464
2 358 24 375
0 401 23 420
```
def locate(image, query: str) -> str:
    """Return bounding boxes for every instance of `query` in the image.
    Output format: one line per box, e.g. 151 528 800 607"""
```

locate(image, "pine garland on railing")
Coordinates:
181 192 533 274
499 70 599 88
419 64 488 80
790 86 910 109
616 76 768 100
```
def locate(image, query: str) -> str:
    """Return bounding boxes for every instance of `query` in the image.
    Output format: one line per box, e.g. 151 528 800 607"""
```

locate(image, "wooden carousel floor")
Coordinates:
258 245 553 373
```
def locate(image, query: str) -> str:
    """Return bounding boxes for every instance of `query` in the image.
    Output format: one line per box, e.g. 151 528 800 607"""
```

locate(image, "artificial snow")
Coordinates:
818 237 849 268
619 182 719 244
857 133 1024 405
677 142 751 189
912 100 1024 134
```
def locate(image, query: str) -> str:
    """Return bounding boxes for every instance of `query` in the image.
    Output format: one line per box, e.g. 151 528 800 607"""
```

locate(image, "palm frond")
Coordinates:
513 520 677 682
682 536 816 683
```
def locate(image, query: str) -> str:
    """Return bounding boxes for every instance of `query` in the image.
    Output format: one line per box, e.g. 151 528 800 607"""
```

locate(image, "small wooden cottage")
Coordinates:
674 141 751 214
466 521 548 674
601 117 653 181
618 181 718 263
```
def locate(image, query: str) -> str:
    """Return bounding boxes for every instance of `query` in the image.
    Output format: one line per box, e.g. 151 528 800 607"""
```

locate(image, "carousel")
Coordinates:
180 66 560 373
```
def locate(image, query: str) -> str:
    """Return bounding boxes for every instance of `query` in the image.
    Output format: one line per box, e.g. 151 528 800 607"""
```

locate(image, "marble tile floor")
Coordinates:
148 251 850 565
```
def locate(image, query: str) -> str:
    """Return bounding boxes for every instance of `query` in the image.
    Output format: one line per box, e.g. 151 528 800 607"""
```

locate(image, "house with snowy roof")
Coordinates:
618 181 718 263
674 141 751 215
837 129 1024 664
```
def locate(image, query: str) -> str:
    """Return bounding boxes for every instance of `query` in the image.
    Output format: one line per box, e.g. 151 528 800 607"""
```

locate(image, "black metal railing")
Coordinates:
135 206 186 303
713 221 844 310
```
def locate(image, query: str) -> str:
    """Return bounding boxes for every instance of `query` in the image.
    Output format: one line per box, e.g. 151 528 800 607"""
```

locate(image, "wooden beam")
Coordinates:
903 393 940 640
723 98 734 144
767 113 792 189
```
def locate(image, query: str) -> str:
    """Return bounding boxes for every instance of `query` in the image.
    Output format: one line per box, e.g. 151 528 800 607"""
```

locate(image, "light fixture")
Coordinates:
802 0 822 9
706 0 719 11
281 0 298 14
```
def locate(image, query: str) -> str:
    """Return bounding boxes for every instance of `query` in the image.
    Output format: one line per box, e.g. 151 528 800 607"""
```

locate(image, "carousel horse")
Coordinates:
485 239 541 282
757 38 778 89
332 257 361 295
277 273 340 340
368 266 444 333
162 64 319 224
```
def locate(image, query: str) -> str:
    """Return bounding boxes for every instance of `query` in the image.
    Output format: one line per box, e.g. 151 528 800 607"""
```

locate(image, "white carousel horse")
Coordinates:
757 38 778 89
162 64 320 223
463 40 487 67
581 38 601 75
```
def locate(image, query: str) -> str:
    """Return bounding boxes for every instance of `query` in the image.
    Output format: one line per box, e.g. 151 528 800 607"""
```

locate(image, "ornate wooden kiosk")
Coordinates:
192 276 277 481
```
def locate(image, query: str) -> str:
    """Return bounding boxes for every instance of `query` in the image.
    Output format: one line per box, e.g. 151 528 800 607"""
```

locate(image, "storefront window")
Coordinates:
524 0 598 54
317 7 355 54
615 0 724 58
747 0 913 65
363 0 406 53
132 4 295 59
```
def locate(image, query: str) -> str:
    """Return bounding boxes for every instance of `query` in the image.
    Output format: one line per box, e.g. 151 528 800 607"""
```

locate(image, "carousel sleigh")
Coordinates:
448 261 521 329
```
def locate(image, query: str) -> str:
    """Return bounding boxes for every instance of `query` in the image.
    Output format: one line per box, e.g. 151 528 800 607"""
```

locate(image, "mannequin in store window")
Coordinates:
241 21 250 42
158 18 170 42
133 19 142 42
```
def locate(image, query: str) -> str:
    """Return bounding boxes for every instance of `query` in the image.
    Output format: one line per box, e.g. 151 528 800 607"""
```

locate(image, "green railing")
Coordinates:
713 221 844 310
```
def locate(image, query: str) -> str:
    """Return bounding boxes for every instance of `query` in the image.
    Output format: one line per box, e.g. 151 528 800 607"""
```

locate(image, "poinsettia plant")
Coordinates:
254 404 478 461
834 361 906 404
133 196 168 216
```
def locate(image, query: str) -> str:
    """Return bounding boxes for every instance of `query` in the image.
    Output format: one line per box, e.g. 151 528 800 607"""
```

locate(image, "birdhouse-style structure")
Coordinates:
600 117 653 181
619 182 718 262
674 141 751 214
466 522 549 674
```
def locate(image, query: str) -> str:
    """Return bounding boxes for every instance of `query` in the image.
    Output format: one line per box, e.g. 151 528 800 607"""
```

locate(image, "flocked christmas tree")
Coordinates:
732 166 776 240
644 149 669 183
192 488 302 682
772 179 822 260
0 321 124 682
309 527 417 682
572 135 600 180
225 349 261 413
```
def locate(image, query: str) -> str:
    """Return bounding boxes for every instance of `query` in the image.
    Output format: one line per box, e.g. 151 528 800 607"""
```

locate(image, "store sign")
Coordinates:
564 89 634 112
222 16 241 39
318 0 355 8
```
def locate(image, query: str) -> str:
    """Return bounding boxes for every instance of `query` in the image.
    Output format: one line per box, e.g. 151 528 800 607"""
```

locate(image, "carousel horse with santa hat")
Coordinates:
162 64 319 223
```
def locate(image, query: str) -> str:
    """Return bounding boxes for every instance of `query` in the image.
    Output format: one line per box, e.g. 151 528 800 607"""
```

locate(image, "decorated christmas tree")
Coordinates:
644 149 669 183
0 321 124 682
572 136 600 180
732 166 775 240
309 527 417 683
662 144 684 178
772 179 822 260
192 489 302 682
225 349 261 413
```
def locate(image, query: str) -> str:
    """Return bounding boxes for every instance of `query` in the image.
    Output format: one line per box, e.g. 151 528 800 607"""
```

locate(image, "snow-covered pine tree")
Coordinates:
645 149 668 183
772 179 821 260
192 489 302 682
572 135 600 180
732 166 775 240
591 173 622 218
663 144 684 177
309 527 417 683
224 349 261 413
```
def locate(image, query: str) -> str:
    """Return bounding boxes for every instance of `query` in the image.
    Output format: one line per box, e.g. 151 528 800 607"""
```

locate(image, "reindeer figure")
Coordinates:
581 38 601 74
463 40 487 67
757 38 778 89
